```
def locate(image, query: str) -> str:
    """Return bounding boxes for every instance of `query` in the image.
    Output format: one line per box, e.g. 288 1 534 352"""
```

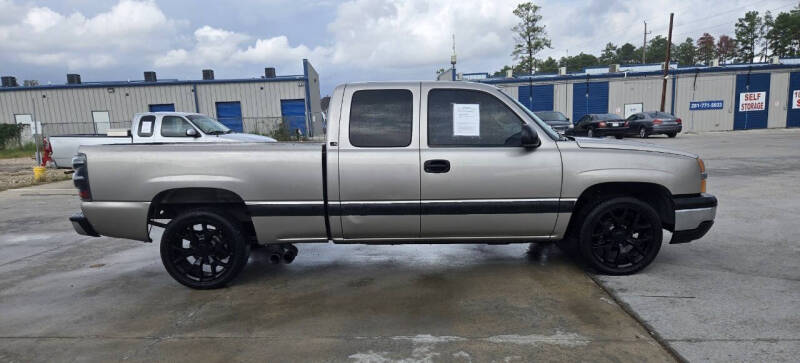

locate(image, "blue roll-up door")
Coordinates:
148 104 175 112
280 99 307 135
786 72 800 128
518 84 554 111
734 73 770 130
572 81 609 122
215 102 243 132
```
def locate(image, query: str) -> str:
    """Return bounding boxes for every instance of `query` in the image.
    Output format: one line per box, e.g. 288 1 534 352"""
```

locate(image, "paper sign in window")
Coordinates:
141 121 153 134
453 104 480 136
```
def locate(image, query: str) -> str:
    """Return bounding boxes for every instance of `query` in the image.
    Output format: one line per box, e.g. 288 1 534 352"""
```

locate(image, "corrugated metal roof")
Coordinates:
0 74 306 92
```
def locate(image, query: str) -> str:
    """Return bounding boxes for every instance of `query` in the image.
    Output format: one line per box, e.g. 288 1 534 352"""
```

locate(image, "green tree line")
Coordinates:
496 2 800 77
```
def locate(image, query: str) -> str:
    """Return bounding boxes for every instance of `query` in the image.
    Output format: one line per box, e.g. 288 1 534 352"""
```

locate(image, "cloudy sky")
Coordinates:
0 0 793 94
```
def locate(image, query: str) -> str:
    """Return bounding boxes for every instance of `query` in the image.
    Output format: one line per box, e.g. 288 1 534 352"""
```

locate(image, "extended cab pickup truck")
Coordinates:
47 112 274 168
70 81 717 289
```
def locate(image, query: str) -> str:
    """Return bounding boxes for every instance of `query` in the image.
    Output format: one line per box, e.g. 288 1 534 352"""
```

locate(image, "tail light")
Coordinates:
698 158 707 193
676 118 682 124
598 121 607 128
72 153 92 201
653 119 663 125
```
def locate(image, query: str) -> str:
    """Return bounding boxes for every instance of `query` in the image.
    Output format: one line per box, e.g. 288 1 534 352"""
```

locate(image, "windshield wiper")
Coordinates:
207 130 225 135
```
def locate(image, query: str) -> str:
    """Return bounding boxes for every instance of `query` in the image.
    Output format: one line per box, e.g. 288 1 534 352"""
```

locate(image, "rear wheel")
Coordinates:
614 135 624 139
587 128 595 138
160 209 251 289
666 132 677 138
577 197 662 275
638 126 649 138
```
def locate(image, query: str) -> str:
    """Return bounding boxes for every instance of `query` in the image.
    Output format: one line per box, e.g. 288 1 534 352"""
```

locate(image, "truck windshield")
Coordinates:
186 115 232 135
499 93 561 141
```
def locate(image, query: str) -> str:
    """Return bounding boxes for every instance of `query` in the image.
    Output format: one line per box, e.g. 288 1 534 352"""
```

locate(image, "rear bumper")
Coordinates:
70 212 100 237
670 193 717 244
596 127 629 136
652 125 682 134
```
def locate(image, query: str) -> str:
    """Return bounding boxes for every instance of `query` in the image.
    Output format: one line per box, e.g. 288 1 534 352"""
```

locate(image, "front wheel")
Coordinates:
638 126 649 138
160 209 251 289
587 128 595 138
614 135 624 139
667 132 677 138
578 197 662 275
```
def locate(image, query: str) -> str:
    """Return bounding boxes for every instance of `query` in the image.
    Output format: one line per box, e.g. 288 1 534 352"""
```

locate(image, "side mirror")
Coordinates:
185 128 199 138
520 124 541 149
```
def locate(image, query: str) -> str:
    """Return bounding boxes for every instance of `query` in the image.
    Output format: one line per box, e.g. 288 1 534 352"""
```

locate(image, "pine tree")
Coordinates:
511 2 552 74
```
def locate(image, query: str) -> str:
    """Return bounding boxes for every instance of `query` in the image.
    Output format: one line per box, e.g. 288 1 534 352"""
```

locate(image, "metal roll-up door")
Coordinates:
572 81 609 121
215 101 244 132
518 84 554 111
734 73 770 130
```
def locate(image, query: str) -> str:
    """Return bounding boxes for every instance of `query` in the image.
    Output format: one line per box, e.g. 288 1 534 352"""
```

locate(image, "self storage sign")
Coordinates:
739 91 766 112
792 90 800 109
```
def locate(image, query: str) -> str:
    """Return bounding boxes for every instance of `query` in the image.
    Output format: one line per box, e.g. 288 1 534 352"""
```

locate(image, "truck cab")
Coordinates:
130 112 274 143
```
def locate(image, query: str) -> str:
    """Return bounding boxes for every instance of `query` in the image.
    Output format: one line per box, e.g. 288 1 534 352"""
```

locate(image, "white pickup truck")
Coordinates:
46 112 275 167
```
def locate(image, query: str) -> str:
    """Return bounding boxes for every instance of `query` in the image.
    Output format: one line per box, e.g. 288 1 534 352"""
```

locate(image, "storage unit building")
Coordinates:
0 59 322 138
478 60 800 132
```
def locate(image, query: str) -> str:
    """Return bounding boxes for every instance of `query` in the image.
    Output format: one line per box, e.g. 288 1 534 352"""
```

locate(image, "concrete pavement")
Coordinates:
595 129 800 362
0 181 671 362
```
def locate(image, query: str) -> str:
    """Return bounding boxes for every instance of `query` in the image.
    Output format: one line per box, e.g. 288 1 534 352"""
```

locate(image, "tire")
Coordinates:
614 135 624 139
587 128 595 138
160 209 251 289
638 126 649 138
667 132 677 138
577 197 662 275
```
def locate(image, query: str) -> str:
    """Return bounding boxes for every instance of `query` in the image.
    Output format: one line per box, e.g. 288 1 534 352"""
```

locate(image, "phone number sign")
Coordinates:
689 100 724 110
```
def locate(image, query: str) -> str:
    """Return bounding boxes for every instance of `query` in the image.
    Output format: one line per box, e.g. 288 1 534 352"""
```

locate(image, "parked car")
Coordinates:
571 113 629 138
533 111 572 133
46 112 275 168
70 81 717 289
625 111 682 138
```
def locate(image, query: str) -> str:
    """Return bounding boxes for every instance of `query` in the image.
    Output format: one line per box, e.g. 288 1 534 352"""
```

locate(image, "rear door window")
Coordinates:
349 89 413 147
138 115 156 137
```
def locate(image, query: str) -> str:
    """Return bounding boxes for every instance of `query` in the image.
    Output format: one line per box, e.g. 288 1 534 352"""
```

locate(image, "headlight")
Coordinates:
698 157 707 193
568 123 574 128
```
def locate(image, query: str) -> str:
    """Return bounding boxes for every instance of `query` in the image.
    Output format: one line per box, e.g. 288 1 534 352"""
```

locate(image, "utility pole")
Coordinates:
660 13 674 112
642 21 651 63
450 34 457 81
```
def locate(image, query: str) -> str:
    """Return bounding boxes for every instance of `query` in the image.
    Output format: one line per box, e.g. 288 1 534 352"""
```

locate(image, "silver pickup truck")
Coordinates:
70 81 717 289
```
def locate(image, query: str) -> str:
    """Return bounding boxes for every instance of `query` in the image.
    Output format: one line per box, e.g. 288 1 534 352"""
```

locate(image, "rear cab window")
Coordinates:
349 89 413 147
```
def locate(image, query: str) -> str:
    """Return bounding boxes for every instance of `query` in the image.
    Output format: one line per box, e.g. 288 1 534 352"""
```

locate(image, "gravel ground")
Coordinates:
0 157 71 191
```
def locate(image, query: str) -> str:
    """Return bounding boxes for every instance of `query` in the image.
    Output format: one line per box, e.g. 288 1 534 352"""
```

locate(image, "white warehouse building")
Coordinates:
462 58 800 132
0 59 322 138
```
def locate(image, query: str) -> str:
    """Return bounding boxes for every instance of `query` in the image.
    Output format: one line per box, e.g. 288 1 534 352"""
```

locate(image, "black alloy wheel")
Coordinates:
587 128 595 137
160 209 250 289
639 126 648 138
578 197 662 275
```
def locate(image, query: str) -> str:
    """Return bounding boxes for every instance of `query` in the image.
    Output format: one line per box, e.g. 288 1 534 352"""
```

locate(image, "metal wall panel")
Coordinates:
674 73 735 132
768 71 789 128
195 80 305 119
608 77 672 117
554 82 571 120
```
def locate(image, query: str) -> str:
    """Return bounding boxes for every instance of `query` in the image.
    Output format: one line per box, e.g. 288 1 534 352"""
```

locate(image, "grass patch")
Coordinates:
0 143 37 159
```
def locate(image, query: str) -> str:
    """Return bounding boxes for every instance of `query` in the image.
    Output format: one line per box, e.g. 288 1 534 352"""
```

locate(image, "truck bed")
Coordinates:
48 134 132 168
79 142 327 243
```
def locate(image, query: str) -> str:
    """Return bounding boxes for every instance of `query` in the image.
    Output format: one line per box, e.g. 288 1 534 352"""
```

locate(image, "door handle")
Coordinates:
424 159 450 173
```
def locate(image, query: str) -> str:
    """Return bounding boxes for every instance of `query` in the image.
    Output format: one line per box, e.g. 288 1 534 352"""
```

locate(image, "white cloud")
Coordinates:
0 0 180 70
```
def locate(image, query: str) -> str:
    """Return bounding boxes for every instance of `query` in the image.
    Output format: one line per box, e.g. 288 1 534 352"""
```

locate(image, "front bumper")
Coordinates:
670 193 717 244
70 212 100 237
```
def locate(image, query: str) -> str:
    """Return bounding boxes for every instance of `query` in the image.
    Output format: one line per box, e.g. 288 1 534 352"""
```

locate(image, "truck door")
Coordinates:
336 84 421 240
419 84 562 240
